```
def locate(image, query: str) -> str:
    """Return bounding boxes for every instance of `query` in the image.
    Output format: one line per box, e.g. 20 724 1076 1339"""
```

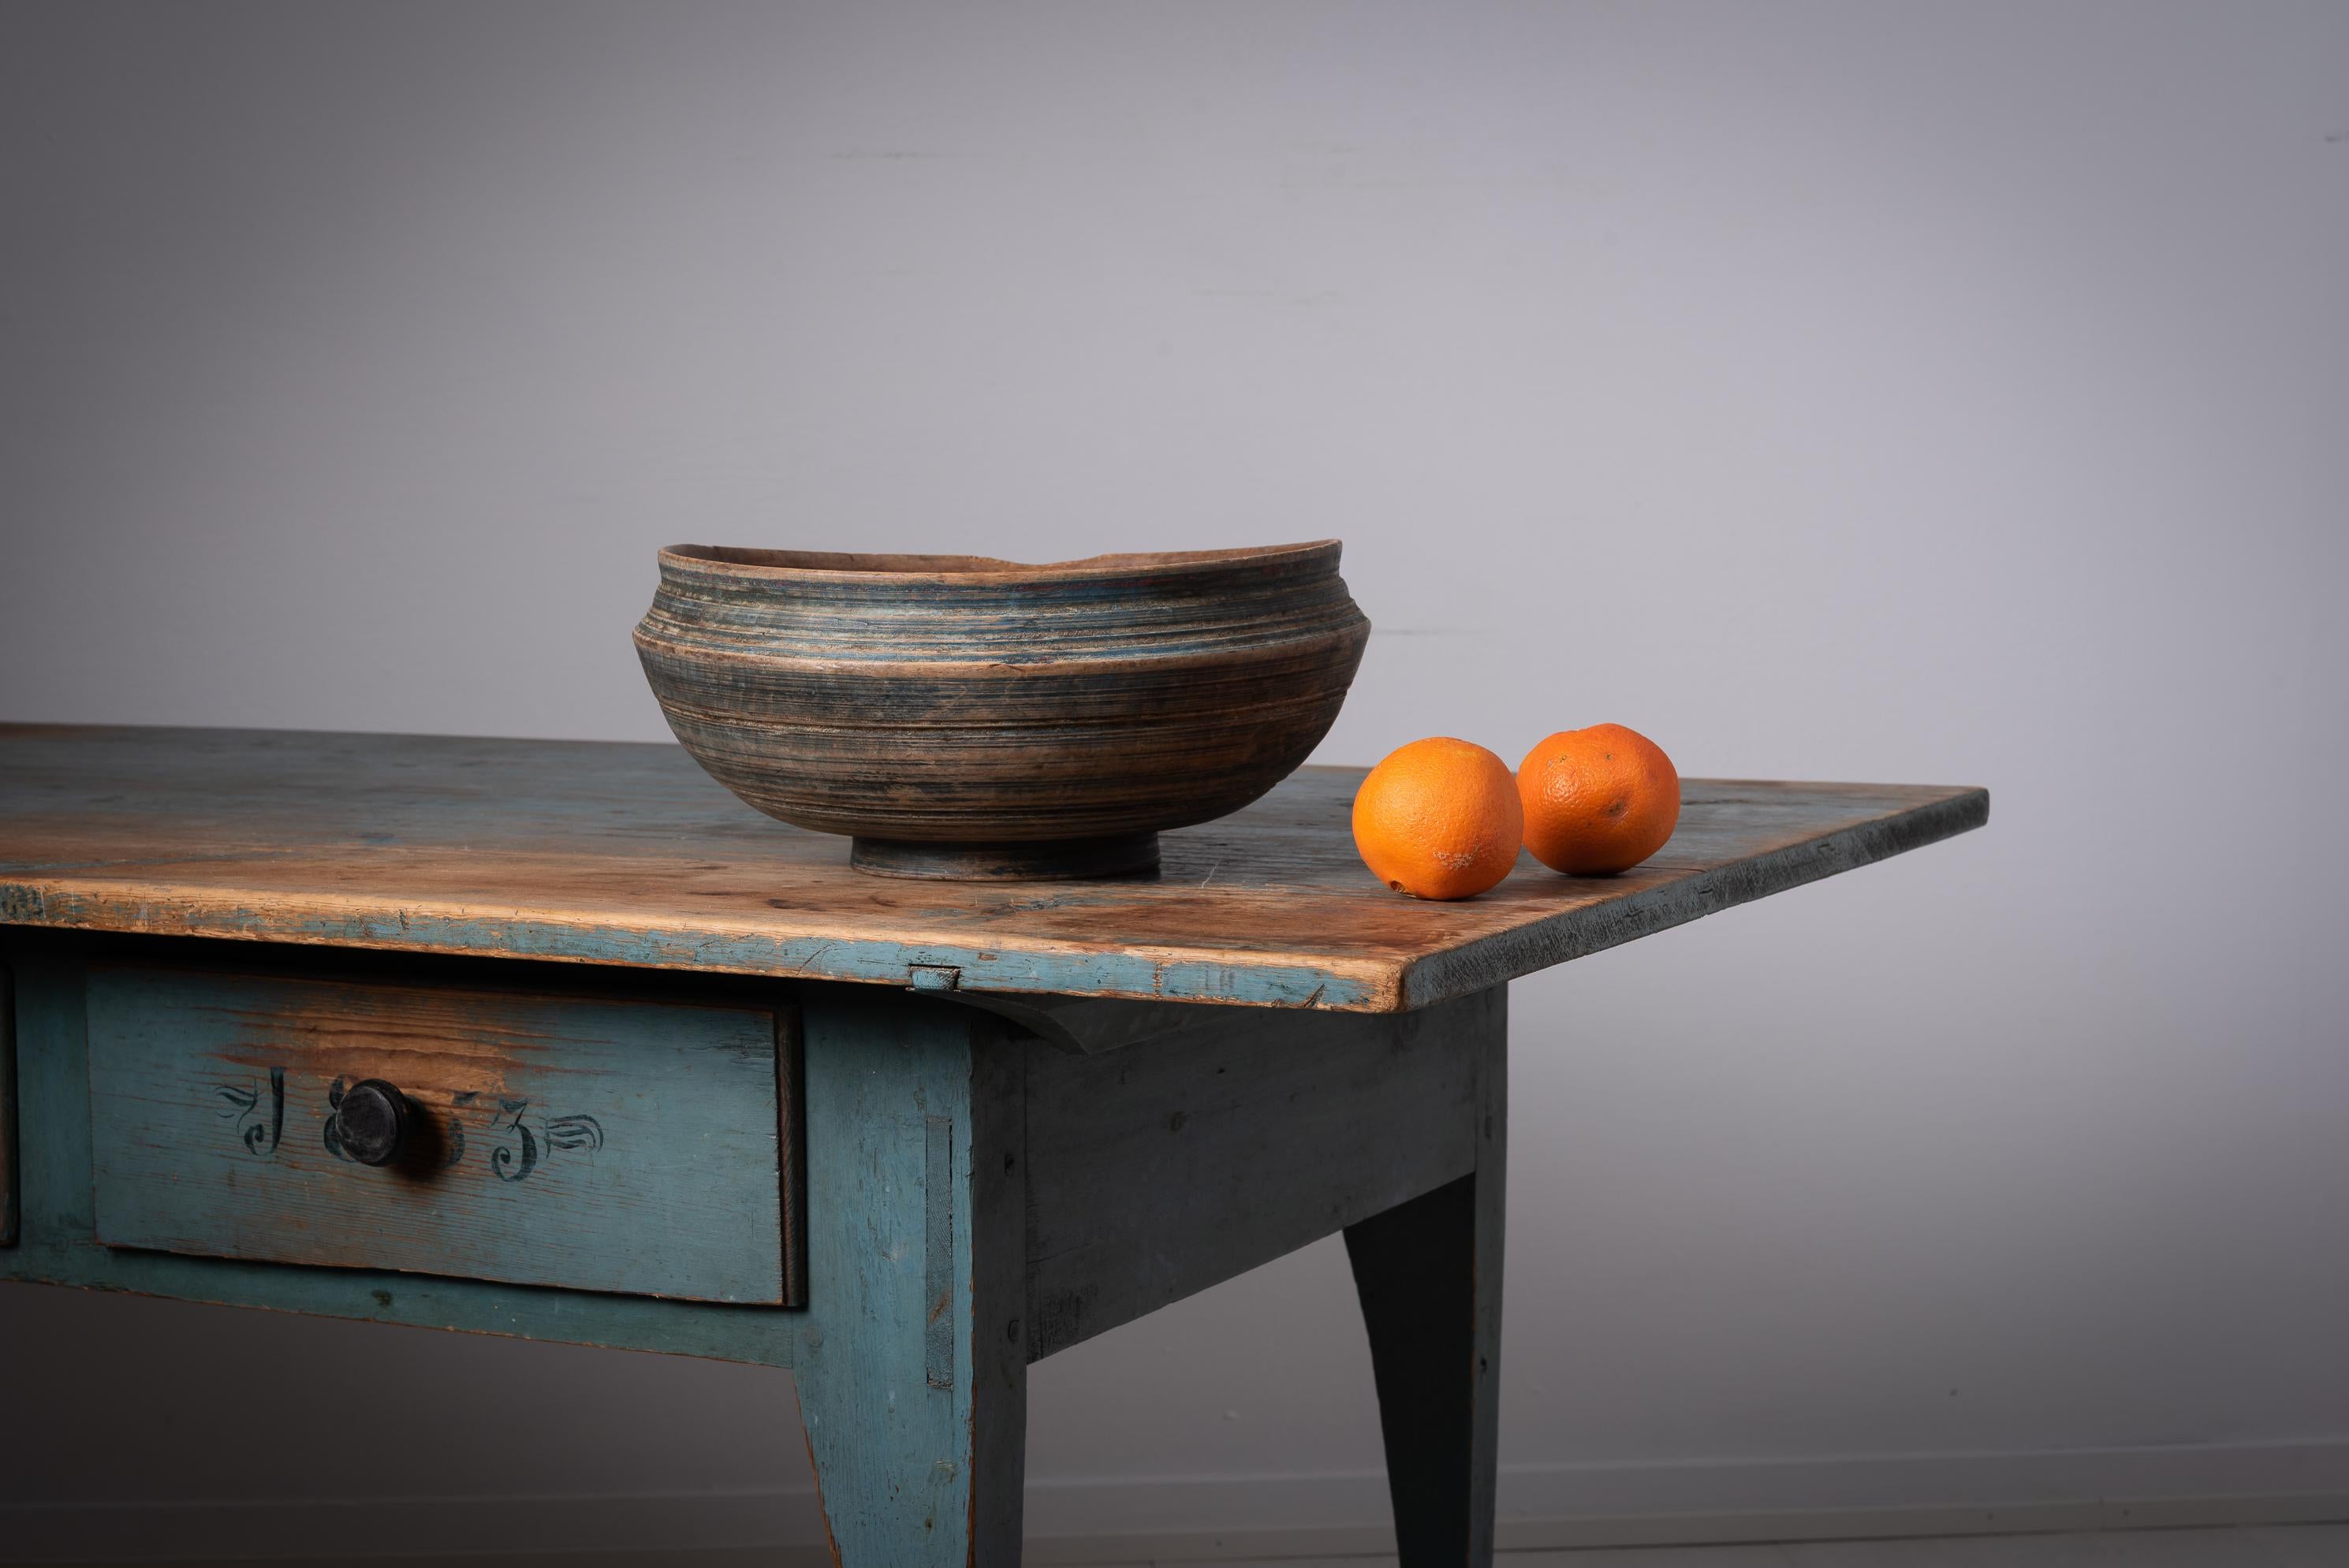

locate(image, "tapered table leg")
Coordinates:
1344 1016 1506 1567
792 993 1029 1564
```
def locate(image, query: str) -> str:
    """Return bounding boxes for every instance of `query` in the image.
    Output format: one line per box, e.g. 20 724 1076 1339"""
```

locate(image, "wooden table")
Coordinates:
0 726 1986 1564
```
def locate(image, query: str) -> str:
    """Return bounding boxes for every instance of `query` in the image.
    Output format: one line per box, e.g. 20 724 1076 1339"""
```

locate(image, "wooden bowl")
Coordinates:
633 540 1371 879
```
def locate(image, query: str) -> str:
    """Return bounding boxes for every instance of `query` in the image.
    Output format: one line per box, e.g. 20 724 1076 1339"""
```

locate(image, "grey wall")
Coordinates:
4 0 2347 1548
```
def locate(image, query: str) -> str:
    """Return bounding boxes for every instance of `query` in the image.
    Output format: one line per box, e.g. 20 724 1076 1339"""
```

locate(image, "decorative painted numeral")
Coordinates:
490 1097 537 1183
545 1114 604 1153
214 1066 285 1156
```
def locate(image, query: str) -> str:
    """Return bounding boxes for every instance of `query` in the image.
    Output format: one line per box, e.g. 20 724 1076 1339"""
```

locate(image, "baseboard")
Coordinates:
6 1440 2349 1563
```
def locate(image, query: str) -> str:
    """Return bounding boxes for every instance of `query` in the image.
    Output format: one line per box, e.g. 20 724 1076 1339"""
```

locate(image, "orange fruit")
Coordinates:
1517 724 1680 874
1352 737 1523 899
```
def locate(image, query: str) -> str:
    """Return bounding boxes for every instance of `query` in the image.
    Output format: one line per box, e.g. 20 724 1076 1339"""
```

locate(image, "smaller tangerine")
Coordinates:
1352 737 1523 900
1517 724 1680 875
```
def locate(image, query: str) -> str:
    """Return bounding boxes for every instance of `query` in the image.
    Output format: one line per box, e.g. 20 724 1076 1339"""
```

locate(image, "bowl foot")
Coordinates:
850 832 1161 881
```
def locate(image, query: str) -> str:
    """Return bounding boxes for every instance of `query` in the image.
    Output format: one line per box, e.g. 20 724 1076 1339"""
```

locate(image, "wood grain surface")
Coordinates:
0 725 1987 1014
792 991 1031 1560
84 965 796 1303
1345 1000 1508 1562
3 938 857 1366
1020 986 1499 1360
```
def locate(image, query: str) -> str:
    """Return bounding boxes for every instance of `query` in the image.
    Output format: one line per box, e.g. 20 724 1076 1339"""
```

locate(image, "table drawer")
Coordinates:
85 965 804 1305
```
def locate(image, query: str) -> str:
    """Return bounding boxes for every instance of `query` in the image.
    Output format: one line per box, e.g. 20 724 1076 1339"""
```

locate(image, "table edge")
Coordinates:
0 784 1985 1015
1398 784 1990 1008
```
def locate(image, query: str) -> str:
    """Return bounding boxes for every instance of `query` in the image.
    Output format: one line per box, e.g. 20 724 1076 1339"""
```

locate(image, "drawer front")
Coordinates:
86 966 804 1305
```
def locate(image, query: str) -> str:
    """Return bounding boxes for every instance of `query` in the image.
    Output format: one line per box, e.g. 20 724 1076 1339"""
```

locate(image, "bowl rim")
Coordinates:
657 539 1342 584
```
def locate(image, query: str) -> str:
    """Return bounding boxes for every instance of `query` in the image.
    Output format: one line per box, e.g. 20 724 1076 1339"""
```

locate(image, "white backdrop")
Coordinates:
4 0 2346 1549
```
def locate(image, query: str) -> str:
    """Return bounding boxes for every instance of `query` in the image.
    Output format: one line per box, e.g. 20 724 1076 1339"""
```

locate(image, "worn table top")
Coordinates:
0 725 1985 1013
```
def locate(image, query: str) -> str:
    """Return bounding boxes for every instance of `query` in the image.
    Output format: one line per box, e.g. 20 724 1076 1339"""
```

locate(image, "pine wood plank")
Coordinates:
792 991 1030 1561
0 725 1986 1014
1020 987 1498 1359
0 938 804 1365
84 964 796 1304
1344 1057 1506 1562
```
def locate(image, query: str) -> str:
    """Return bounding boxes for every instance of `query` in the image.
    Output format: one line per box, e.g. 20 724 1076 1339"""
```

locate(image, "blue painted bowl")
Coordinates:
634 541 1371 879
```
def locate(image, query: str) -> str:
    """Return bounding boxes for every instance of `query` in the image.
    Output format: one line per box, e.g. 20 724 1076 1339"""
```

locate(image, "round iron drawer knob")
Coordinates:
335 1078 411 1167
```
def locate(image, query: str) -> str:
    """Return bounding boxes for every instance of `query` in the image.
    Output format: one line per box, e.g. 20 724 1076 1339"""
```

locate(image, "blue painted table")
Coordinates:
0 726 1985 1563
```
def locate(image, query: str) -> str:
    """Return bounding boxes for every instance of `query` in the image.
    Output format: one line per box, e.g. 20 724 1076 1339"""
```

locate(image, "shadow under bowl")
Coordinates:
633 540 1371 879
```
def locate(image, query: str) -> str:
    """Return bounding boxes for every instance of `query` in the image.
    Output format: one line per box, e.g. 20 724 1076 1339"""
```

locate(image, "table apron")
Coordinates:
2 930 1504 1379
1016 985 1504 1362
